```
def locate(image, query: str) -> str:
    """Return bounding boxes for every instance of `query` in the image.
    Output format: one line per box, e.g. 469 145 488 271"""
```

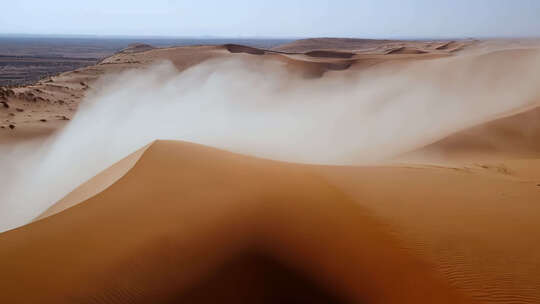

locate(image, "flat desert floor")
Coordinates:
1 38 540 303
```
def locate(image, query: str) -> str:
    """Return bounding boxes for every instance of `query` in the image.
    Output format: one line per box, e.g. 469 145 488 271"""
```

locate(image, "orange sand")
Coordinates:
2 38 540 303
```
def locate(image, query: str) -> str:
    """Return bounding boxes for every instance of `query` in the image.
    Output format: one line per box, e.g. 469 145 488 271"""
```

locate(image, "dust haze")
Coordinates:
1 49 540 231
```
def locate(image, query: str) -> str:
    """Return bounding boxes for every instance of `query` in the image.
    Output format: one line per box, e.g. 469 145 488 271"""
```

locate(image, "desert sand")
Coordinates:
1 38 540 303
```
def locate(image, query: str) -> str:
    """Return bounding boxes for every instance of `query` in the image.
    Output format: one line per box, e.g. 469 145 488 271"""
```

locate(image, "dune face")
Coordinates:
319 163 540 304
402 106 540 161
0 141 475 304
34 143 151 220
272 37 472 54
385 46 428 54
223 44 267 55
2 38 540 303
304 50 356 58
3 140 540 303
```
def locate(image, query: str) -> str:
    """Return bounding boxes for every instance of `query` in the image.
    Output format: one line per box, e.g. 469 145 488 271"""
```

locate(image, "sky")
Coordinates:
1 0 540 39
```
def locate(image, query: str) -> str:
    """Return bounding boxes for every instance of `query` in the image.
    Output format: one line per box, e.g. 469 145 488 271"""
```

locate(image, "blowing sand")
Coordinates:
1 38 540 303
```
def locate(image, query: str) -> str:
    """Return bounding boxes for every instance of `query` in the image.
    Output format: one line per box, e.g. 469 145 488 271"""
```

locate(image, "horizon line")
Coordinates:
2 32 540 41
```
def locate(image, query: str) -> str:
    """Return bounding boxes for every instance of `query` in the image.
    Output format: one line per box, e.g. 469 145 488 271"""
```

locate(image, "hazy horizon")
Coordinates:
2 0 540 39
3 33 540 41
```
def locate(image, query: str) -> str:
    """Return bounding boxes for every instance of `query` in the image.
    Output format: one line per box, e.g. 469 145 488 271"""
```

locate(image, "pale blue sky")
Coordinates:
1 0 539 38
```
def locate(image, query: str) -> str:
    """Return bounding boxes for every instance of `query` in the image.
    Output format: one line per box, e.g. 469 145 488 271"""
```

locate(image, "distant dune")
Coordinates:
223 43 266 55
0 38 472 141
271 37 472 54
271 38 400 52
385 46 429 54
403 106 540 161
304 50 356 58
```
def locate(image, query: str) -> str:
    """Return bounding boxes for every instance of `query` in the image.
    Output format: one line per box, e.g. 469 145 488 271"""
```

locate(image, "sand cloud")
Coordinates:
1 49 540 231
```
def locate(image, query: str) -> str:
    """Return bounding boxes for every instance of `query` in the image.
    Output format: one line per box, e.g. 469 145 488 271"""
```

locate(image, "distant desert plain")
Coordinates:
1 37 540 303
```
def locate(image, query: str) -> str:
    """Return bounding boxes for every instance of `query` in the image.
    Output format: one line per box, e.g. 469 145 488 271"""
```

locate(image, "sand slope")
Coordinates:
0 140 475 304
272 37 472 54
34 143 151 220
404 106 540 162
2 140 540 303
319 162 540 304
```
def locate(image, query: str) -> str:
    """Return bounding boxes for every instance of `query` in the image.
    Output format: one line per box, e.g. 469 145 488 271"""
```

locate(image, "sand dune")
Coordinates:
4 140 540 303
272 38 403 52
403 106 540 162
304 50 356 58
223 43 267 55
272 37 473 54
0 38 474 143
385 46 428 54
320 162 540 304
0 38 483 143
0 140 476 303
